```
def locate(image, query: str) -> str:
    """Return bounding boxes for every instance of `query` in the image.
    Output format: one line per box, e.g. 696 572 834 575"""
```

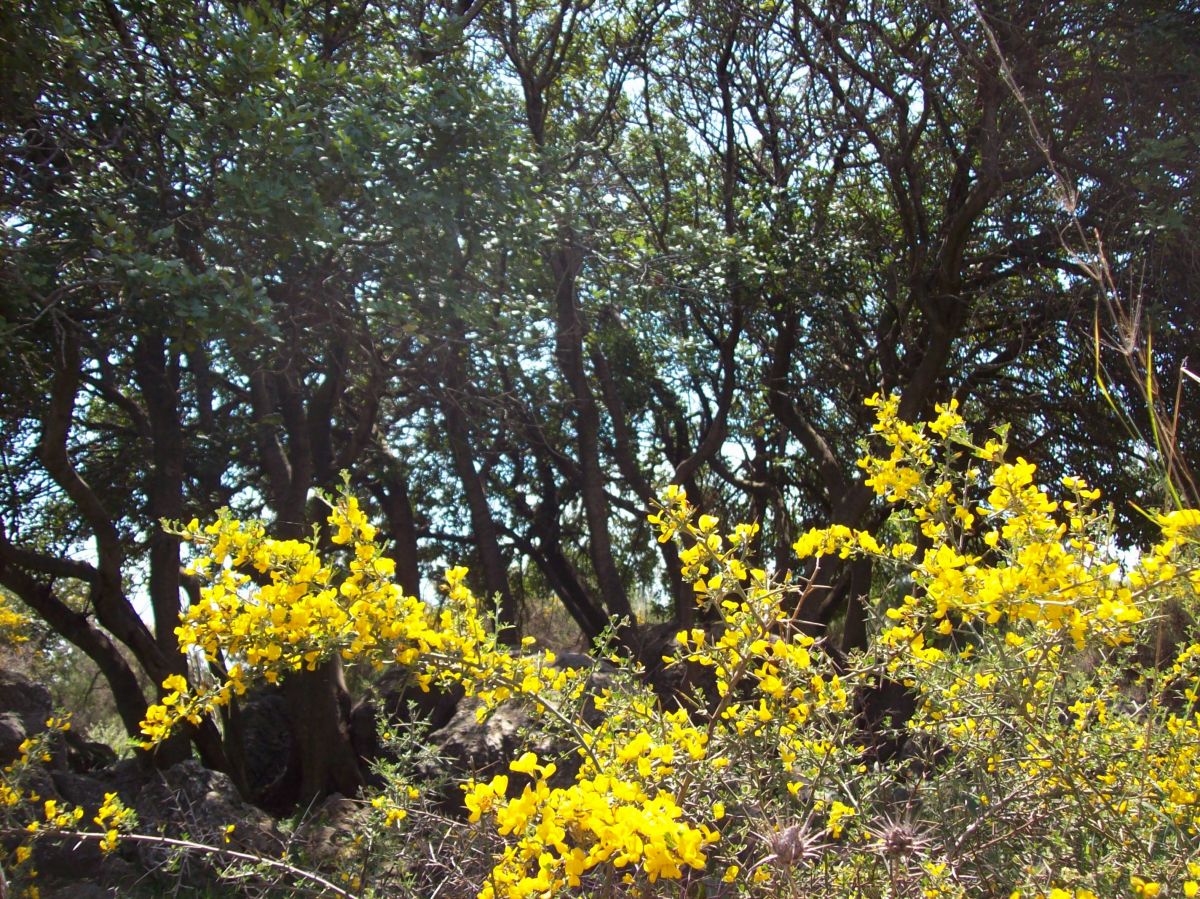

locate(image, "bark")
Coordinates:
590 343 689 623
512 530 610 642
132 333 185 663
130 334 234 771
552 243 634 628
282 658 364 807
520 456 612 641
370 461 424 600
38 337 183 687
498 361 615 638
439 345 519 635
245 322 382 805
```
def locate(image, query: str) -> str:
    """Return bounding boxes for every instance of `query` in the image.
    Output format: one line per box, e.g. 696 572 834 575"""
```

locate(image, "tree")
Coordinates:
2 0 1196 809
0 0 532 807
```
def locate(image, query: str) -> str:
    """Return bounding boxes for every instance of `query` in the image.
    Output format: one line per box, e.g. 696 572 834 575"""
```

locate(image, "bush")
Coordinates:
4 397 1198 898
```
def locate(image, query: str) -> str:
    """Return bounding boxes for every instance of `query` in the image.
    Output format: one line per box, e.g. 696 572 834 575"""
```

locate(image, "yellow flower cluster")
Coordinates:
803 394 1200 897
93 792 136 852
370 784 419 829
796 393 1165 652
645 397 1199 896
0 592 31 644
464 747 716 897
141 493 584 748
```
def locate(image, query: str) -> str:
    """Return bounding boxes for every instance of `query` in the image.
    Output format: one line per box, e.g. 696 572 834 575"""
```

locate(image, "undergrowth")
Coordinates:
2 396 1198 898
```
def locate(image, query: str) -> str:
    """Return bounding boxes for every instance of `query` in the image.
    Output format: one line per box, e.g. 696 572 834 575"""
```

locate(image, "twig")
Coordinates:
1 829 361 899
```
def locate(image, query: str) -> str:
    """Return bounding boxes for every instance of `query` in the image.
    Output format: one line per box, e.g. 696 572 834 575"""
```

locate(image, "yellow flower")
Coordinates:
1130 877 1161 897
463 775 508 823
509 752 540 775
826 800 856 838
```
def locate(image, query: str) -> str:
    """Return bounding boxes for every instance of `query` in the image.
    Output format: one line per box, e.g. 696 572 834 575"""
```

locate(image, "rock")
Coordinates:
236 688 293 800
30 771 130 891
348 669 467 771
50 768 112 812
414 696 560 812
632 621 721 713
132 759 284 885
416 655 619 812
0 670 52 764
375 668 465 734
427 698 546 781
292 792 372 870
0 710 28 764
852 674 920 764
30 829 109 889
62 730 118 773
37 882 121 899
0 670 117 773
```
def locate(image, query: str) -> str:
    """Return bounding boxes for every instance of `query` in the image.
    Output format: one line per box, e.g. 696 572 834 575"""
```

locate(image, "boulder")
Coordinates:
416 655 618 811
0 710 28 764
632 621 721 713
0 670 52 764
291 792 372 870
25 765 140 894
62 730 118 773
131 759 284 885
374 667 465 734
347 669 466 771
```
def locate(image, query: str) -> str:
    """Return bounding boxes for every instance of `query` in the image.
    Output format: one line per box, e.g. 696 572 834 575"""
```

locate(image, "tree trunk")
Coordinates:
248 346 372 806
282 658 364 808
370 462 423 600
439 347 519 636
132 333 186 663
552 243 634 629
590 342 691 625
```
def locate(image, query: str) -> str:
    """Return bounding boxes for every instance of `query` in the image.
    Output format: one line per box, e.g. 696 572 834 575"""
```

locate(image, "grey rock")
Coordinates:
291 792 372 870
38 883 120 899
0 669 52 734
132 759 283 883
0 670 52 764
632 621 721 713
0 710 28 764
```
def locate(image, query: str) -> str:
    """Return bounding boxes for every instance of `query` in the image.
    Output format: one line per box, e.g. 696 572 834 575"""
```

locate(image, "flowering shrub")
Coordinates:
4 398 1198 897
0 593 31 646
140 494 583 747
771 395 1200 897
1 717 137 893
458 396 1198 897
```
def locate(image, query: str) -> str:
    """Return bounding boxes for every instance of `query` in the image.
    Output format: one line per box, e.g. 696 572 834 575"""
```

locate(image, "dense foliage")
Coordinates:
1 0 1197 834
4 399 1198 897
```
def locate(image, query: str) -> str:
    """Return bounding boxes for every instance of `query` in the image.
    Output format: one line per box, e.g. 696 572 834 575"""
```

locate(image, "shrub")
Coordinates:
4 396 1198 898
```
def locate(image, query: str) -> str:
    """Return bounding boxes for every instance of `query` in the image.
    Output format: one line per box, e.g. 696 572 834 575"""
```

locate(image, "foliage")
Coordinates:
1 0 1198 885
0 590 31 646
7 398 1196 897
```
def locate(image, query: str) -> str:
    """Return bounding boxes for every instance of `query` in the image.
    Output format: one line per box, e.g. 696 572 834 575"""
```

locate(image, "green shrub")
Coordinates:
5 397 1198 898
